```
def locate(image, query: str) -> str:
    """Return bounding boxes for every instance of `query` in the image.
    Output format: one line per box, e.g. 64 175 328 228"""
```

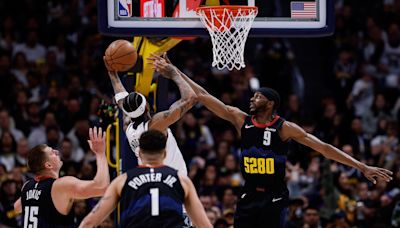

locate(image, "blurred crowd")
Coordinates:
0 0 399 227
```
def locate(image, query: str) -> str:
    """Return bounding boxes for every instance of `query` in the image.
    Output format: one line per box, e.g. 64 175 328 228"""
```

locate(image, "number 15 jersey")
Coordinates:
240 115 288 193
21 178 74 228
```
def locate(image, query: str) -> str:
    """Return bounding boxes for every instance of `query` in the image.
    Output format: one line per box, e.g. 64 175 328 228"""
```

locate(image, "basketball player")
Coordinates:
13 127 109 227
79 130 212 228
104 57 196 226
149 54 393 227
104 58 196 176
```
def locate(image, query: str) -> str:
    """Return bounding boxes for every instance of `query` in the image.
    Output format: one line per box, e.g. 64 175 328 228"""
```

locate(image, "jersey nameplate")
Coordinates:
26 189 41 200
128 173 178 189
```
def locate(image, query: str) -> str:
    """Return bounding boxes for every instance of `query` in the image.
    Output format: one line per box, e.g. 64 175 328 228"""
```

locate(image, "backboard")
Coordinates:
98 0 334 37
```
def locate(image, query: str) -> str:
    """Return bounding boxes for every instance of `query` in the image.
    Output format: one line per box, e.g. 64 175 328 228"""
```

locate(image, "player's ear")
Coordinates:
267 100 274 109
44 161 52 169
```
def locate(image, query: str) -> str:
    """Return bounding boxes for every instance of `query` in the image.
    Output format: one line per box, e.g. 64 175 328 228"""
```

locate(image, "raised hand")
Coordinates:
162 52 172 64
361 165 393 184
87 127 106 155
147 53 178 79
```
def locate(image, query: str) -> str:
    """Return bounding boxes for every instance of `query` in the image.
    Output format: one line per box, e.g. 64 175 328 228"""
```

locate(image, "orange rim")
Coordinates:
196 5 258 14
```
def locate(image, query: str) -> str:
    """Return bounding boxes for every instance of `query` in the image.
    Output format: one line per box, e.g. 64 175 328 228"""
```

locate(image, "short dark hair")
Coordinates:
139 130 166 155
28 144 48 174
304 206 319 213
123 92 145 113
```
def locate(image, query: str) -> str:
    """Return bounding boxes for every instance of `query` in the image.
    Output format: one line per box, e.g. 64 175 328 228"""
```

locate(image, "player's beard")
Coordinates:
249 108 258 115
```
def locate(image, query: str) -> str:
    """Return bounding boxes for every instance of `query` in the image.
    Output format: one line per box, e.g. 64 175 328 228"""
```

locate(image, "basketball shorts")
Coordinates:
234 189 289 228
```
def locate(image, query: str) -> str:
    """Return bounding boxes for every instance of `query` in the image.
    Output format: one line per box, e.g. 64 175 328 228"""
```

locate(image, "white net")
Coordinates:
197 6 258 71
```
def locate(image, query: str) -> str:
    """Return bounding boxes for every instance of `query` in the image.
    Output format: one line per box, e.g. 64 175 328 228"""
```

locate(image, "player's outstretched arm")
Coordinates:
54 127 110 200
281 121 393 184
148 53 246 133
179 174 213 228
79 174 126 228
103 58 133 130
147 55 197 132
103 57 128 106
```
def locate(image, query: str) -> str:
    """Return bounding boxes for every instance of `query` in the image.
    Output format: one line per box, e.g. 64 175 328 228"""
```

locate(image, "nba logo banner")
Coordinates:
291 1 317 19
140 0 165 17
118 0 132 17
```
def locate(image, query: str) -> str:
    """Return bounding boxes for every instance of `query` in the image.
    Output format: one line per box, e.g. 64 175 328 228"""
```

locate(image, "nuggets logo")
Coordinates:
118 0 132 17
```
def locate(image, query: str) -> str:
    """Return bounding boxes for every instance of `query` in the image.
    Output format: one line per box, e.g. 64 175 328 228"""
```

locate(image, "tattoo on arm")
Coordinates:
178 101 194 118
164 99 193 119
173 79 192 99
91 196 111 214
163 111 171 118
109 74 127 94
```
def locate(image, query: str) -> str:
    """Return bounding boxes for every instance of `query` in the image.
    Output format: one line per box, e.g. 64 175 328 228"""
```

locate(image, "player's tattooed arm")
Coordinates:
78 174 126 228
91 196 112 214
148 55 197 132
148 53 195 102
104 58 127 96
151 53 247 133
150 95 197 132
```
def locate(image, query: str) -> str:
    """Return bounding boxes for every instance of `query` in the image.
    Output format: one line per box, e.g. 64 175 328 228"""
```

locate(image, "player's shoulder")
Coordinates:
112 173 128 187
281 120 300 129
280 120 305 140
53 176 79 188
126 120 148 134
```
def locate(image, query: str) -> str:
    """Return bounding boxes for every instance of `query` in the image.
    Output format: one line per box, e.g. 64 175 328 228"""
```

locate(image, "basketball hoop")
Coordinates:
196 6 258 71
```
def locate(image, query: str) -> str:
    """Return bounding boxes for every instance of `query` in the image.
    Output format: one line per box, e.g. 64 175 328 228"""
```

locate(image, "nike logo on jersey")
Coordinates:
245 124 255 129
272 197 282 203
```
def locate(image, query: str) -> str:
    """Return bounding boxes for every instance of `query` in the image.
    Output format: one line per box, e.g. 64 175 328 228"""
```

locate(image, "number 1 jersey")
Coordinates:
120 166 185 228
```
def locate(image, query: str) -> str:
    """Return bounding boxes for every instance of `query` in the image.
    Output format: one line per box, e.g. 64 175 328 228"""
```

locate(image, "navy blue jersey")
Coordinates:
21 178 74 228
120 166 185 228
240 115 288 192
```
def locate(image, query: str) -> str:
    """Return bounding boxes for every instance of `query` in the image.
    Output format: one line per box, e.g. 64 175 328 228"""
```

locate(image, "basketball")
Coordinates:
104 40 138 72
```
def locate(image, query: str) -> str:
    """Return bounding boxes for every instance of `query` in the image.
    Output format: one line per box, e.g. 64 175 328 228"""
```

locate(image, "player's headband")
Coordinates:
121 92 147 118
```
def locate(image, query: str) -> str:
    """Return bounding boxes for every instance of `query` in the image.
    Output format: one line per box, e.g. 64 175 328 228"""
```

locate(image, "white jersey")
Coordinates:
125 121 188 175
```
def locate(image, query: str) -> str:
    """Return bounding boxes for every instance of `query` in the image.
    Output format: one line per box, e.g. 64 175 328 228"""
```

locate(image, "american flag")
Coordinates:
291 2 317 19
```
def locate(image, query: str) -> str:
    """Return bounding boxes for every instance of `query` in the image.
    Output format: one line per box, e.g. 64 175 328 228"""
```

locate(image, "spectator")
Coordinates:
206 209 218 226
303 206 322 228
13 138 29 171
10 52 30 86
0 179 19 227
0 53 17 108
380 23 400 76
0 109 24 142
0 131 17 171
12 30 46 65
66 118 90 162
348 65 375 117
176 112 214 159
361 93 392 138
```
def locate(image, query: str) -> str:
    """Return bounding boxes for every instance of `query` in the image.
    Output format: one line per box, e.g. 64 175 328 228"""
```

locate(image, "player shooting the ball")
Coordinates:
103 46 198 226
